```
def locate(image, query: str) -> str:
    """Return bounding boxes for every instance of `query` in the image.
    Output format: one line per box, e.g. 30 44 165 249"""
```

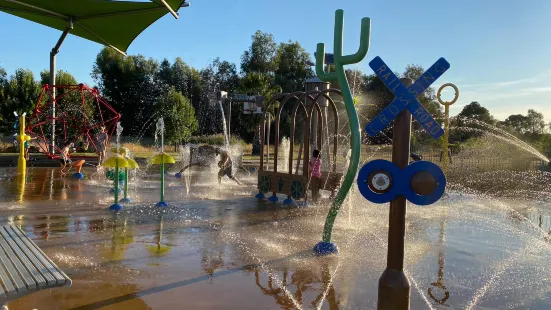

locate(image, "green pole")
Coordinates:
124 167 129 200
315 10 371 243
114 161 119 204
160 159 165 203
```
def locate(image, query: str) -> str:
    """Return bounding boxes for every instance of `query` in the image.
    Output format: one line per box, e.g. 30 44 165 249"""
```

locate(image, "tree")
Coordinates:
274 40 314 93
156 88 197 145
236 72 281 154
526 109 545 134
240 30 277 75
39 69 77 86
92 47 160 135
457 101 494 124
0 68 41 132
345 68 366 99
503 114 529 134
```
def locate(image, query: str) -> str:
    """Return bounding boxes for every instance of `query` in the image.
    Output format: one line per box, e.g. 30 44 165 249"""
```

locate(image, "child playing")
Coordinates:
309 149 322 201
59 141 86 177
60 141 73 176
216 147 240 185
96 126 108 167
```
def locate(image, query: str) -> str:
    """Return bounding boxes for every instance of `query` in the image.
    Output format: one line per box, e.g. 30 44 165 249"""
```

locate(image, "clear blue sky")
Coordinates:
1 0 550 122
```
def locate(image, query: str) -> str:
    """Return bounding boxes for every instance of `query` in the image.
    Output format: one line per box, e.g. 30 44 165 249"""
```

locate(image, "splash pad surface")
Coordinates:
1 167 551 309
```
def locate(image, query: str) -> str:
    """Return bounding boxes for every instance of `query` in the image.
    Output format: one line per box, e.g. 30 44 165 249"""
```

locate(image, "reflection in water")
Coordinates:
16 172 25 202
254 262 340 309
0 167 551 309
103 214 135 261
32 215 71 240
201 247 224 283
428 221 450 306
146 214 170 256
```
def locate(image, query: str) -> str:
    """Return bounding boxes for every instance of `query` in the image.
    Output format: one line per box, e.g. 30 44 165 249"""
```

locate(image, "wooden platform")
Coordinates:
0 225 71 304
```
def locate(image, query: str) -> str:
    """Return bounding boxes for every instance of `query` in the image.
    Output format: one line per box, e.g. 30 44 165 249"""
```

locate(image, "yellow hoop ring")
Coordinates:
437 83 459 106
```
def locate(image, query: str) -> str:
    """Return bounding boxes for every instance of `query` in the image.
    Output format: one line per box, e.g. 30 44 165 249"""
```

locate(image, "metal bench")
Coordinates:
0 225 71 308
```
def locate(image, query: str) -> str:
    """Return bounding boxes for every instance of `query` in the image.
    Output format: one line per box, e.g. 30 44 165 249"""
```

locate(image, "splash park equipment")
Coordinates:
311 9 370 255
15 112 31 176
106 123 139 203
152 118 175 207
255 90 342 205
437 83 459 175
103 155 129 211
360 61 450 309
26 84 120 159
117 148 139 203
109 146 139 203
71 160 86 179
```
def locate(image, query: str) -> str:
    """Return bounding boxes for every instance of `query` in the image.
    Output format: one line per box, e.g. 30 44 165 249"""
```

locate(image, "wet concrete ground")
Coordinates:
0 167 550 309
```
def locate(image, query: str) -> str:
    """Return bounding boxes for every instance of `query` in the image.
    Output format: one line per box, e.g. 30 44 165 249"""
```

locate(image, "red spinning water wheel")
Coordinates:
27 84 121 159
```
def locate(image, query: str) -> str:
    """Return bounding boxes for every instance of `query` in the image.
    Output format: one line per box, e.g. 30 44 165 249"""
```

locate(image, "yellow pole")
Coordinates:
437 83 459 176
442 104 450 174
16 114 31 175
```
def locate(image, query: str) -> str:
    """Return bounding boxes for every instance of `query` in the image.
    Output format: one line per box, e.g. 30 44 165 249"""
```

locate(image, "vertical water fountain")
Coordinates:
151 118 175 207
218 100 230 150
179 144 193 195
278 137 290 173
103 122 129 211
119 147 139 204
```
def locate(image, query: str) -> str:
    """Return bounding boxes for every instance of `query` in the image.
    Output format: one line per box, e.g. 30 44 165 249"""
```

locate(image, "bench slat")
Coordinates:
0 244 16 297
5 226 52 287
0 228 38 290
12 226 70 286
10 226 61 285
0 232 29 294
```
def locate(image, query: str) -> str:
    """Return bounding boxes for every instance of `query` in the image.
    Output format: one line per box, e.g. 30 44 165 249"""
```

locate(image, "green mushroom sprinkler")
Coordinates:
313 9 371 256
152 118 175 207
115 147 139 203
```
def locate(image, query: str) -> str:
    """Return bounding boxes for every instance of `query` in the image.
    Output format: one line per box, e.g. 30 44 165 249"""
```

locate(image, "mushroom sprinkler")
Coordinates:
313 9 371 255
112 147 139 203
103 155 129 211
151 153 175 207
120 157 139 203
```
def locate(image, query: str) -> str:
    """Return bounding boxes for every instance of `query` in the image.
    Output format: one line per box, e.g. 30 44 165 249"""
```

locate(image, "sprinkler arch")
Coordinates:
255 90 342 205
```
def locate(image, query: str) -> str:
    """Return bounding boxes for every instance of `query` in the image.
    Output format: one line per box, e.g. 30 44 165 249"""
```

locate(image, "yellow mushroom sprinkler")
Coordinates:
111 147 140 204
104 155 128 211
152 118 175 207
104 122 139 210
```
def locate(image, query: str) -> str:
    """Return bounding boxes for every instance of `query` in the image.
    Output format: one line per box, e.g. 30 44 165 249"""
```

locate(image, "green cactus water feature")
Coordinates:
314 9 371 254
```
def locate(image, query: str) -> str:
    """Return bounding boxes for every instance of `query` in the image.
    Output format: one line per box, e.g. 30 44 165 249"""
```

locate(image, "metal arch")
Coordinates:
311 88 342 174
274 91 306 173
259 93 289 173
289 93 310 174
303 95 324 180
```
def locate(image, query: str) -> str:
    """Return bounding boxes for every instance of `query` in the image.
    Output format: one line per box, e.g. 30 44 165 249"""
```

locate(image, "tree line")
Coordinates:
1 29 549 157
453 101 551 156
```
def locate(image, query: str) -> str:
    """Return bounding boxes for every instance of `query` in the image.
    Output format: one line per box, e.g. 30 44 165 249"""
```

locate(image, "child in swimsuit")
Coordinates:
60 141 73 176
309 149 322 201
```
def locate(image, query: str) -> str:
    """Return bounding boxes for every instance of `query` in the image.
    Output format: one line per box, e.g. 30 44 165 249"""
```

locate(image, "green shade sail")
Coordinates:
0 0 187 53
